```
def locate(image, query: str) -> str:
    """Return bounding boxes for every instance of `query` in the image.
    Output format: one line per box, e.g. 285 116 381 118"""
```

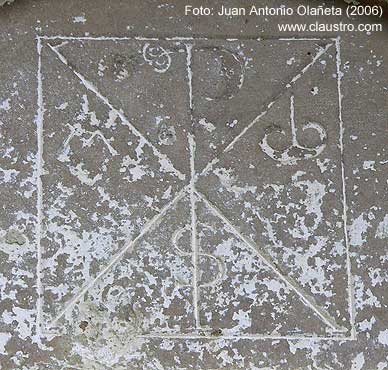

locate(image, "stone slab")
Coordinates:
0 1 388 369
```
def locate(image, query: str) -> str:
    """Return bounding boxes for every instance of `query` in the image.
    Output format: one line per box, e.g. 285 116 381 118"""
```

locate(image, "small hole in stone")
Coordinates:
79 320 89 331
211 328 222 336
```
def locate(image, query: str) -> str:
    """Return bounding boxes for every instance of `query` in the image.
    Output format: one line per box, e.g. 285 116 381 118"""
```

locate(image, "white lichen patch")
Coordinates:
213 167 257 198
0 333 11 355
363 160 376 171
376 214 388 239
68 299 144 368
349 214 371 247
378 329 388 346
0 98 11 111
198 117 216 132
72 15 87 24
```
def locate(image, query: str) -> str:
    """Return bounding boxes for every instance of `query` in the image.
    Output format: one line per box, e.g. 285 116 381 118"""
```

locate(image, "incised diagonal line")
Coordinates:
199 42 333 178
49 185 189 329
46 42 186 182
196 190 347 333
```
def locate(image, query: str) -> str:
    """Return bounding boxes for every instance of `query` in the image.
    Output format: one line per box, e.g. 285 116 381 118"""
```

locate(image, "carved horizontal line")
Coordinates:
38 35 336 42
138 333 356 341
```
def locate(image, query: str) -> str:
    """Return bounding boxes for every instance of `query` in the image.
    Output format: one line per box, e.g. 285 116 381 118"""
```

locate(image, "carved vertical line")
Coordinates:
185 43 200 329
36 36 44 337
336 36 355 339
289 94 298 146
189 135 200 329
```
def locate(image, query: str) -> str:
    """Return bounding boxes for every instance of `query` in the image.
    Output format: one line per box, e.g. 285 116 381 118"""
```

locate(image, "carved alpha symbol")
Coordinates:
58 95 119 163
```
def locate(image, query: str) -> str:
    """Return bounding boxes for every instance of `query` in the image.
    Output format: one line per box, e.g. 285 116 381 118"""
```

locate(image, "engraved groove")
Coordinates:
36 35 354 341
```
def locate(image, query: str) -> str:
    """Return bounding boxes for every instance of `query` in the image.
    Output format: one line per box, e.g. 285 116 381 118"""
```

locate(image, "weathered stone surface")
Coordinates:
1 1 388 369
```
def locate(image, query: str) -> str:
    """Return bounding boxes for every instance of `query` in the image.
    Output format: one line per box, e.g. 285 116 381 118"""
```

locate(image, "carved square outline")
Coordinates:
35 35 355 342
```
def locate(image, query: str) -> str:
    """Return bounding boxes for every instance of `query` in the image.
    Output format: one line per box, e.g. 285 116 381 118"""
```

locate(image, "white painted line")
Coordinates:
185 44 194 111
35 36 44 339
189 134 200 329
335 36 356 340
278 37 331 41
186 42 200 329
39 35 329 42
40 35 197 41
290 95 297 145
138 333 354 341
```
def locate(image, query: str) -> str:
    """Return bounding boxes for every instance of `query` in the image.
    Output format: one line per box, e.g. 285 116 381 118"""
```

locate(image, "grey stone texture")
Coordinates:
0 0 388 369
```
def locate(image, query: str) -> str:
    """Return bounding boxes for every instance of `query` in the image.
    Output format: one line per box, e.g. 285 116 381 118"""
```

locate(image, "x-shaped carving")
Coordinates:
37 36 354 340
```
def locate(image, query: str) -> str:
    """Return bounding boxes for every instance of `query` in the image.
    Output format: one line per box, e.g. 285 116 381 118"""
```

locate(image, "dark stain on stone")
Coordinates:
210 328 223 337
79 320 89 332
158 122 177 145
109 53 139 81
